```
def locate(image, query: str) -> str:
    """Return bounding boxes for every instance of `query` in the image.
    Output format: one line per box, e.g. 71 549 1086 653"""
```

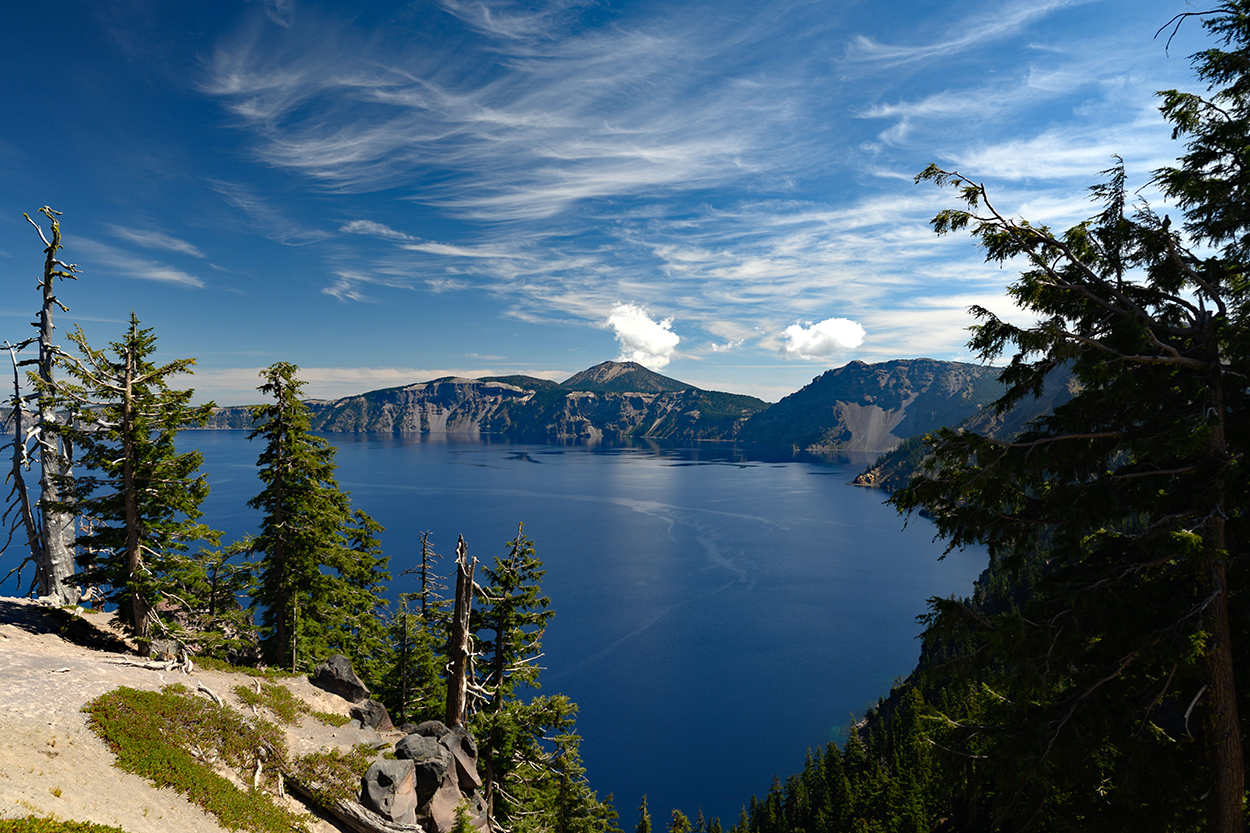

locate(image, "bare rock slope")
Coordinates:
0 598 384 833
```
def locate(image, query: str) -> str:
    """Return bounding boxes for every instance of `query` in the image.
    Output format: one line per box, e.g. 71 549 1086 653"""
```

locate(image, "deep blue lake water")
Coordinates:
185 430 985 825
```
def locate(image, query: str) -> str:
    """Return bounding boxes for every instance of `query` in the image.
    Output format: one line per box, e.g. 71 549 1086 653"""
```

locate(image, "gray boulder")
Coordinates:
311 655 369 703
361 759 419 825
410 719 450 739
439 729 481 794
396 733 452 801
350 699 394 731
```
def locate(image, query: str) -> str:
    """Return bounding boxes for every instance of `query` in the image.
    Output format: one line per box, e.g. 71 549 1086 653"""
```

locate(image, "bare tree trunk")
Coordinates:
1202 549 1243 833
444 535 474 729
1201 371 1244 833
121 348 150 655
28 208 78 605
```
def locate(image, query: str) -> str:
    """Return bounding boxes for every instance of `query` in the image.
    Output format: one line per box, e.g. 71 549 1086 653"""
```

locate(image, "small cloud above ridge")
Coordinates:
606 302 679 370
781 317 865 360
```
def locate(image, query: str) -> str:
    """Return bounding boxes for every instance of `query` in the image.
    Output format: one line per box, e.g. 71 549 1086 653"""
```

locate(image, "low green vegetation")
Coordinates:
288 744 377 806
82 685 307 833
311 710 352 728
193 656 298 678
0 818 131 833
232 681 310 725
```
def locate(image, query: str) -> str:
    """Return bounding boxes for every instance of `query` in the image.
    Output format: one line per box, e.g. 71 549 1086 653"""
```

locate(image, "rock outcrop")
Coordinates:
739 359 1004 452
312 655 371 703
363 721 486 833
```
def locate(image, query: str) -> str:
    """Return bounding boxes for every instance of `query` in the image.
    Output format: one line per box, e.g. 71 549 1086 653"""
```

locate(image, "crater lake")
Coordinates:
185 430 985 824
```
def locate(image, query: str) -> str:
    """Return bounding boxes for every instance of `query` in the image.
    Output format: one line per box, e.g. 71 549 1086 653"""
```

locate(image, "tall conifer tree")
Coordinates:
247 362 387 671
61 314 216 653
893 7 1250 827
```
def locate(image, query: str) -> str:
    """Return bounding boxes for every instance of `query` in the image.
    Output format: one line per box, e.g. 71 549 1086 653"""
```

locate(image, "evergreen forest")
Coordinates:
4 4 1250 832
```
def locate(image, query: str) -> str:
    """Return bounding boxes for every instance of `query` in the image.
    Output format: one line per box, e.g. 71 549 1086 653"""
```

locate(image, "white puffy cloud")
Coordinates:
606 303 680 369
781 317 866 360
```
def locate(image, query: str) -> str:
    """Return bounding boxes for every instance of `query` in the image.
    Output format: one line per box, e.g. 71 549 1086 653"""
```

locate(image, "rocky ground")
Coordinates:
0 597 395 832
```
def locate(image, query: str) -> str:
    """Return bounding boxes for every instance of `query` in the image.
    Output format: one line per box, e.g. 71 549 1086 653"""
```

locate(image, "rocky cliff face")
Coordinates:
739 359 1004 452
312 378 540 433
205 366 769 441
851 363 1076 490
203 359 1010 452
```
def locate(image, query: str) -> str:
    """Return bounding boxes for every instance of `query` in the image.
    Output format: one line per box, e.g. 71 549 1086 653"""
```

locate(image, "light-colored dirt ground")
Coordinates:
0 597 397 832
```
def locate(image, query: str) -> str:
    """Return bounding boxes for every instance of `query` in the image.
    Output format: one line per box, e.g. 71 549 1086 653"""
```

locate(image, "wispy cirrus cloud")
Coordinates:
199 2 816 219
339 219 415 241
844 0 1095 68
104 225 206 258
189 0 1196 372
73 239 205 288
260 0 294 28
209 180 330 245
436 0 584 42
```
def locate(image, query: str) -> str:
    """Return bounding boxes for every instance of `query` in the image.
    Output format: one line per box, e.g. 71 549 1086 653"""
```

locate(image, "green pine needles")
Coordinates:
58 313 218 654
246 361 390 672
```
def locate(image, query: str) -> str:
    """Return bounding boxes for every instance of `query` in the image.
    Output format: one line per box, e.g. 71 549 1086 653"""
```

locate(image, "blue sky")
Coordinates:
0 0 1211 404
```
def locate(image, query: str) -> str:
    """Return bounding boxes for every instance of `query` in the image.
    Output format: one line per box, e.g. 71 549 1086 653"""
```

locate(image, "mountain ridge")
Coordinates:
205 359 1008 452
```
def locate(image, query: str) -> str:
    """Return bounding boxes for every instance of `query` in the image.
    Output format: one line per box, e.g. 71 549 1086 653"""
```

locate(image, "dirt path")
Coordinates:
0 597 391 832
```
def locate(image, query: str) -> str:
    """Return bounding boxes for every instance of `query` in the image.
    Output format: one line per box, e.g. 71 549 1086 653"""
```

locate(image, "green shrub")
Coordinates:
311 710 351 728
289 745 376 806
232 682 310 725
83 685 307 833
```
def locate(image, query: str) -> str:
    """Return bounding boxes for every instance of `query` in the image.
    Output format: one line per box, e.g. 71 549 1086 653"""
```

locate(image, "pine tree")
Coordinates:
387 530 449 723
385 590 447 724
319 509 391 685
162 537 256 660
247 362 386 671
473 523 555 822
893 7 1250 826
468 525 616 832
60 313 216 653
636 796 653 833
